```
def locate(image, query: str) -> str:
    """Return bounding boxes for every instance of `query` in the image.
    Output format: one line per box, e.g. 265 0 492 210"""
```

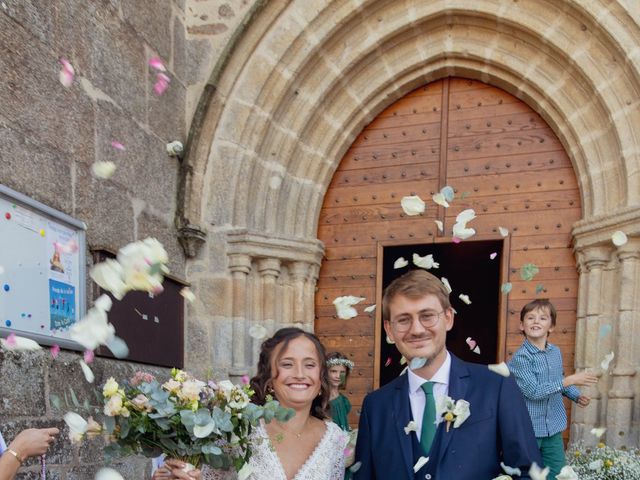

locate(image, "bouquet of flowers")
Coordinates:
67 369 293 474
565 441 640 479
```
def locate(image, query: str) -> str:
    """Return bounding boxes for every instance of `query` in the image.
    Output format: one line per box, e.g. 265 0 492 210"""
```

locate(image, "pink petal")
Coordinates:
148 57 166 72
452 237 462 244
385 357 392 367
6 333 16 346
490 252 497 260
84 349 95 364
241 375 250 385
153 73 170 96
59 58 75 87
465 337 477 350
51 344 60 359
110 141 126 151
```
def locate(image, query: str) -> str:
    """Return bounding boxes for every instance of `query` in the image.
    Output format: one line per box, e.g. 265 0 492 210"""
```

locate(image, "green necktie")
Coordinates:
420 381 437 454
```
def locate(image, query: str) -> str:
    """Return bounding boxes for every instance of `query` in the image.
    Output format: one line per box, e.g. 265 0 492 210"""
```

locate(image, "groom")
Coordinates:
355 270 542 479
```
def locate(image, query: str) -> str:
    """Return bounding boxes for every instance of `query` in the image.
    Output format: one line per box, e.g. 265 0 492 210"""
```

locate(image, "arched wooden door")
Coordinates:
315 77 581 435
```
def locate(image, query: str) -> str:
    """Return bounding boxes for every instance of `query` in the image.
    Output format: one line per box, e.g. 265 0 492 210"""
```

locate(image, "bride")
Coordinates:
154 328 348 480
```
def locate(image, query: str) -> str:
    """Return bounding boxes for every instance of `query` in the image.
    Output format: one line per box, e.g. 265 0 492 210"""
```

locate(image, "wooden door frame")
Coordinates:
373 234 511 389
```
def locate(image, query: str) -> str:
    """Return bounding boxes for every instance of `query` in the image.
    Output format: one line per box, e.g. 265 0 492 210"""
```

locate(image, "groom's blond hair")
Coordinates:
382 269 451 322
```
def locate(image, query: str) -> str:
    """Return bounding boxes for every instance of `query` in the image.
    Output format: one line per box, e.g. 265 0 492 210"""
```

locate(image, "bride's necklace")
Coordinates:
276 418 310 439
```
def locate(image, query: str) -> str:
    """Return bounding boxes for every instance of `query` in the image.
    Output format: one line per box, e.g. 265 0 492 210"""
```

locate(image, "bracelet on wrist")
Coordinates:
6 448 24 464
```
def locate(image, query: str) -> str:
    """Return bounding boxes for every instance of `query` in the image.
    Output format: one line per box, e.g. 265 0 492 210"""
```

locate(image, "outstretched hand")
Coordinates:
8 427 60 459
563 371 598 388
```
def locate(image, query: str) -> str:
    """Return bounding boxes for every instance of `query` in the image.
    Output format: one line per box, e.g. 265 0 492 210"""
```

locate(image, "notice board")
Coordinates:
0 184 87 348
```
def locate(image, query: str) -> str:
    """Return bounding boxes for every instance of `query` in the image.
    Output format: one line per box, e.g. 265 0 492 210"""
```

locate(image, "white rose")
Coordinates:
104 395 124 417
102 377 119 398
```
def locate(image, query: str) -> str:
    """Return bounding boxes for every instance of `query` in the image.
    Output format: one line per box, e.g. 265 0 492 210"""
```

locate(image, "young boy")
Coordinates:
509 299 598 479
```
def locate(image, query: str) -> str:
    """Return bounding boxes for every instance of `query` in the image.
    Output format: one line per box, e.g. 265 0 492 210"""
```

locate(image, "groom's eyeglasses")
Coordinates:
390 310 445 333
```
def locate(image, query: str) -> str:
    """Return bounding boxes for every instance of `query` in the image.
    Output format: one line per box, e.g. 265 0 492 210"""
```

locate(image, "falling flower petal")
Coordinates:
456 209 476 224
80 359 94 383
441 277 452 294
148 56 166 72
434 220 444 232
349 462 362 473
401 195 426 216
520 263 539 281
95 468 125 480
1 334 41 351
333 296 365 319
153 72 170 96
501 462 522 476
70 295 115 350
432 192 449 208
599 325 612 338
600 351 614 370
64 411 88 442
410 357 427 370
54 239 79 255
110 141 125 151
611 230 628 247
529 462 549 480
459 294 471 305
404 420 418 435
394 257 409 269
91 161 116 179
400 356 407 365
105 336 129 359
498 226 509 237
59 58 75 87
180 287 196 303
488 362 510 377
413 456 429 473
413 253 439 269
501 282 512 294
249 324 267 340
489 252 497 260
452 236 462 244
555 466 579 480
466 337 480 354
50 344 60 359
535 284 545 294
591 427 606 438
364 304 376 313
84 349 95 364
441 186 455 202
452 223 476 241
384 357 392 367
385 335 395 344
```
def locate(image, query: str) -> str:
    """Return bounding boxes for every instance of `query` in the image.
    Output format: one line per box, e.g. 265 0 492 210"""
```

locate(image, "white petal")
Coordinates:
434 220 444 232
80 360 95 383
555 466 579 480
400 356 407 365
64 411 88 436
498 226 509 237
591 427 606 438
501 283 512 294
440 186 455 202
600 351 614 370
413 456 429 472
349 462 362 473
401 195 426 216
333 296 365 320
394 257 409 269
500 462 521 476
455 208 476 224
95 468 124 480
459 294 471 305
612 230 628 246
441 277 452 294
432 192 449 208
90 260 127 300
180 287 196 303
452 222 476 240
488 362 510 377
472 346 481 354
91 161 116 179
489 252 497 260
529 462 550 480
1 335 42 351
364 304 376 313
238 463 254 480
588 459 603 471
409 357 427 370
385 335 395 344
404 420 418 435
70 305 115 350
94 294 113 312
249 324 267 340
413 253 439 269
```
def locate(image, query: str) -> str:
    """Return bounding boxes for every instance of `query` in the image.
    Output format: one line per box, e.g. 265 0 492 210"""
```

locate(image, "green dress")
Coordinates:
330 394 353 480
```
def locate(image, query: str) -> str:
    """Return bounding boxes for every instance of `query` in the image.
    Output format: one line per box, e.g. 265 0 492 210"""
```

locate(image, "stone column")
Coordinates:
574 246 610 440
254 257 281 366
306 263 320 327
290 261 310 327
606 241 639 447
229 253 252 383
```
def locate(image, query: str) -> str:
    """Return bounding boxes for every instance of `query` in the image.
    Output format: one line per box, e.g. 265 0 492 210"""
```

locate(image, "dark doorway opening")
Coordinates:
379 240 503 386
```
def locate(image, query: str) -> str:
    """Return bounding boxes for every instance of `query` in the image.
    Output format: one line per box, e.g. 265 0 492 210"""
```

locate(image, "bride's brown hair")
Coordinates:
250 327 330 420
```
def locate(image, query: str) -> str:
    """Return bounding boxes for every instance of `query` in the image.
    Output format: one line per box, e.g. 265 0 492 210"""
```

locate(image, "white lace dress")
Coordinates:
202 421 348 480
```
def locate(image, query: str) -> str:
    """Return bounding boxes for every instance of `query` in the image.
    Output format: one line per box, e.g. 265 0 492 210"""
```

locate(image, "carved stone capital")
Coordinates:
177 223 207 258
257 257 282 278
229 253 252 275
290 261 310 281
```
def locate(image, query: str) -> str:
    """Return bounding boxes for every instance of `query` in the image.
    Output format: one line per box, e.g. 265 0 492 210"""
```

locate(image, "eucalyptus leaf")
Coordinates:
202 444 222 455
70 388 80 407
104 415 116 434
50 394 62 410
520 263 539 281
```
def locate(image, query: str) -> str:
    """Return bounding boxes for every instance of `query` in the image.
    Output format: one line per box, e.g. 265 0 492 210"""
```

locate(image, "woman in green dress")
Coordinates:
327 352 356 480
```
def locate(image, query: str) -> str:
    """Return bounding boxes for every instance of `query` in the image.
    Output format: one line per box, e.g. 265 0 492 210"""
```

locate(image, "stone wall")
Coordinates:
0 0 253 477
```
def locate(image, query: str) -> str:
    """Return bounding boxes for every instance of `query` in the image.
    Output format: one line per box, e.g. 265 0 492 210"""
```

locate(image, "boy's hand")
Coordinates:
576 395 590 407
563 371 598 387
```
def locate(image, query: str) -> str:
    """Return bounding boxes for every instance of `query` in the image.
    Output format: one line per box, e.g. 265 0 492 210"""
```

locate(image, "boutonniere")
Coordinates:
436 395 470 432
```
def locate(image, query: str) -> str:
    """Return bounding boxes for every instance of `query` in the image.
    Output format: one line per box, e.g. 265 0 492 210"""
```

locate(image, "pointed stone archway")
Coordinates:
179 0 640 447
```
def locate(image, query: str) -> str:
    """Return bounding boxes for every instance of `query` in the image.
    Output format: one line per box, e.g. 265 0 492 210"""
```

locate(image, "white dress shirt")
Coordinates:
407 351 451 441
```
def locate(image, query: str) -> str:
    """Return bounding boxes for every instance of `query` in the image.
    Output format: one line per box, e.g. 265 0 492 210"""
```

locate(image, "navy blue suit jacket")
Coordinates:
354 354 542 479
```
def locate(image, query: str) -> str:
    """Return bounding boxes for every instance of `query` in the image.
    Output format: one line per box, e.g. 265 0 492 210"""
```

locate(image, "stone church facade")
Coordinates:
0 0 638 476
